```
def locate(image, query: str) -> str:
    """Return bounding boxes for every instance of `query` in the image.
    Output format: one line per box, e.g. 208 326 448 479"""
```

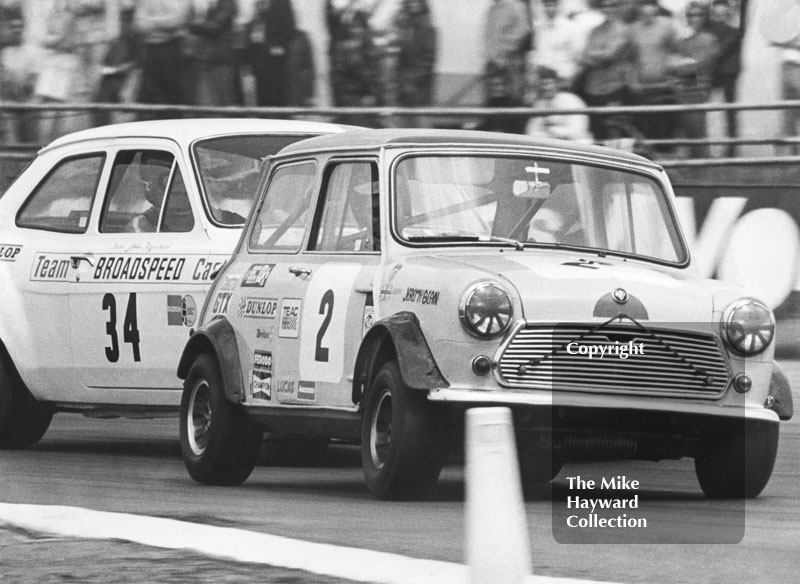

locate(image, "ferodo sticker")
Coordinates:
0 244 22 262
251 350 272 401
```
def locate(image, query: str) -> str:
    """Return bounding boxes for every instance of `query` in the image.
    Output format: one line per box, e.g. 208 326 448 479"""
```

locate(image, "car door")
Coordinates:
68 145 209 394
8 153 107 400
238 159 380 409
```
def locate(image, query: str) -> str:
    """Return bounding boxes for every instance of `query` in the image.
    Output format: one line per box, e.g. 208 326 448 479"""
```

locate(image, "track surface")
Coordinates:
2 361 800 583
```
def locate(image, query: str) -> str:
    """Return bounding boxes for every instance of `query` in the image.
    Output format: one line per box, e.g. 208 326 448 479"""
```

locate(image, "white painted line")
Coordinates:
0 503 619 584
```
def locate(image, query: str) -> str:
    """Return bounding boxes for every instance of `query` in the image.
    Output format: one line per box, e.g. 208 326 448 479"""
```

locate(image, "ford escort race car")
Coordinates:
177 129 793 499
0 118 351 447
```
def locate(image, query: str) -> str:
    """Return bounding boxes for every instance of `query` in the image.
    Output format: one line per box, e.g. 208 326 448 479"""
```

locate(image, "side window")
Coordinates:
249 161 317 252
310 161 380 252
16 154 104 233
100 150 192 233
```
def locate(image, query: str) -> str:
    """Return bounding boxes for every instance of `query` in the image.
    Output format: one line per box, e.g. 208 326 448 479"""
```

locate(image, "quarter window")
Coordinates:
249 162 317 252
100 150 194 233
16 154 104 233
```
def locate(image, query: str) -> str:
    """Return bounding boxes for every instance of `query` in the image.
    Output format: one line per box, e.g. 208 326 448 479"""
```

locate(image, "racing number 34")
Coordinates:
102 292 141 362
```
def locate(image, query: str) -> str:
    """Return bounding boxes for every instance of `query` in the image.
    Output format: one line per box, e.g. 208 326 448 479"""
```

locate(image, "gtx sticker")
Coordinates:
238 296 278 319
0 244 22 261
212 290 233 315
251 350 272 400
241 264 275 287
278 298 301 338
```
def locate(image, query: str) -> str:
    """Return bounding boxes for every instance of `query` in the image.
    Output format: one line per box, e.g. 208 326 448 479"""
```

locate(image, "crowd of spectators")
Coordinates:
0 0 744 156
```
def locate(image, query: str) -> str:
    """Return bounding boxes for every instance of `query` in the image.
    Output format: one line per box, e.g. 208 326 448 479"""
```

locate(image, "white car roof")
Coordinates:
40 118 354 154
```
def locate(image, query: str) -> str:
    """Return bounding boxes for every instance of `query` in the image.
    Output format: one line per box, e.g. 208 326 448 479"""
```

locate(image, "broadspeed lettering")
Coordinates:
92 256 186 282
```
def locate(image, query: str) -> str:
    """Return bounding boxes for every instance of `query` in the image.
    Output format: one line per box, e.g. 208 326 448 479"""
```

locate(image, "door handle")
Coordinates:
70 255 94 269
288 266 312 277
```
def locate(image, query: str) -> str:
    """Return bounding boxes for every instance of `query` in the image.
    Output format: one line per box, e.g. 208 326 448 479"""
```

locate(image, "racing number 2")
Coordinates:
315 289 334 362
102 292 141 362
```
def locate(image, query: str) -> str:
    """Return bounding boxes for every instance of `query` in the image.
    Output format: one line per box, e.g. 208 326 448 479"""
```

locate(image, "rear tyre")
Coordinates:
694 421 779 499
0 347 53 448
361 361 446 500
180 353 262 486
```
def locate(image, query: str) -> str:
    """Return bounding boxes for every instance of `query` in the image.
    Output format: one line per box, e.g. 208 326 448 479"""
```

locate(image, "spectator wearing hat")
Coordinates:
525 65 592 143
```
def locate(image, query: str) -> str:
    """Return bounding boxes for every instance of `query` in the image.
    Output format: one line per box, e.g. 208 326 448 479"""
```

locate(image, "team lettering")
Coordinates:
32 255 70 280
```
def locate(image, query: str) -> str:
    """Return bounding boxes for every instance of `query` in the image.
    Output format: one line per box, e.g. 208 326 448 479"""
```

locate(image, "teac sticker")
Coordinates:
251 349 272 400
278 298 302 338
241 264 275 288
237 296 278 319
0 244 22 262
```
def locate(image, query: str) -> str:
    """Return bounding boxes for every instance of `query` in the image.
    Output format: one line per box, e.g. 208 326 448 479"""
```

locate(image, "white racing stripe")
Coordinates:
0 503 619 584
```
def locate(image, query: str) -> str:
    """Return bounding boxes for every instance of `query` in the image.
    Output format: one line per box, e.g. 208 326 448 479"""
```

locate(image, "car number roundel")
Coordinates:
298 264 361 383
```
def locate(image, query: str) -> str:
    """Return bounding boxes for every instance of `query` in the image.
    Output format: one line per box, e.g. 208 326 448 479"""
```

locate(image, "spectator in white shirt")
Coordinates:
526 65 593 143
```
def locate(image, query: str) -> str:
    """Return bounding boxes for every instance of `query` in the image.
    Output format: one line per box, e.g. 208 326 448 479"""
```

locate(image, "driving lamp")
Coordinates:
459 282 513 339
721 299 775 356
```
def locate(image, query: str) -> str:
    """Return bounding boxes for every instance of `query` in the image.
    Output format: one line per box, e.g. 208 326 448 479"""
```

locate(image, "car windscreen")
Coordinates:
192 134 318 226
393 154 687 265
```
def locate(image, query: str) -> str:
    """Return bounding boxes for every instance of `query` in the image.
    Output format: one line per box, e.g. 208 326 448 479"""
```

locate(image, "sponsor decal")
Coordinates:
362 305 375 339
251 350 272 400
31 254 71 281
298 381 316 401
241 263 275 287
92 255 186 281
401 287 440 306
167 295 197 326
256 327 272 340
276 379 296 398
278 298 301 338
192 258 225 281
211 290 233 315
379 264 403 300
237 296 278 319
181 295 197 326
0 244 22 262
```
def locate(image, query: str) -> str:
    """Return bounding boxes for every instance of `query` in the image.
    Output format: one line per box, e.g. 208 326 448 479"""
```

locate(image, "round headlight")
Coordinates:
459 282 513 339
721 298 775 356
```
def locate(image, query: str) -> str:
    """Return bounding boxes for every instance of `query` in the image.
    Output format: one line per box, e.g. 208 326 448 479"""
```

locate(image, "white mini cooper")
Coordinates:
0 119 350 447
177 129 792 499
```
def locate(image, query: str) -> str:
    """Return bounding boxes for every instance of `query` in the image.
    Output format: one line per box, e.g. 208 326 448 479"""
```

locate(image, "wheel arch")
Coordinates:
351 311 448 405
177 317 245 404
769 361 793 421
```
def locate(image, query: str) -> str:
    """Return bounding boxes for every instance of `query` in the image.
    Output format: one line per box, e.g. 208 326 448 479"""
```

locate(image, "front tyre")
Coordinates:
0 347 53 448
180 353 262 486
361 361 446 500
694 421 779 499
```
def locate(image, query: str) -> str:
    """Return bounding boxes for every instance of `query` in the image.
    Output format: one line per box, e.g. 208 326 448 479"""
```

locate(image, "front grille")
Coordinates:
496 323 731 399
